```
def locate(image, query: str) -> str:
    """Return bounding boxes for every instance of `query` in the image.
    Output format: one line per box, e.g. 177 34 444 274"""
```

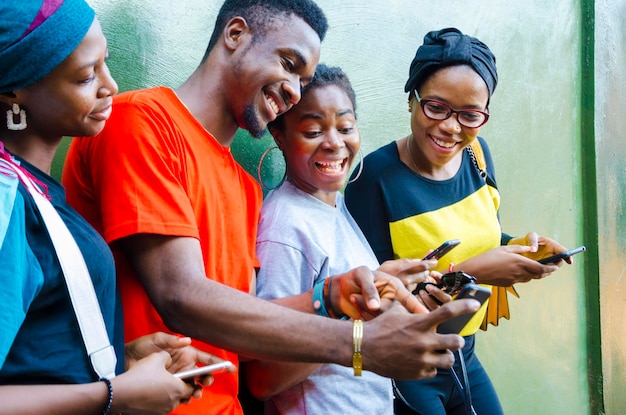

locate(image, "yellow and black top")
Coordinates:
346 136 512 336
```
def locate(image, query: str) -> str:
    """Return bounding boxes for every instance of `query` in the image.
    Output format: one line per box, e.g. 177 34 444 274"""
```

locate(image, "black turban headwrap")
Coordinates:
404 27 498 97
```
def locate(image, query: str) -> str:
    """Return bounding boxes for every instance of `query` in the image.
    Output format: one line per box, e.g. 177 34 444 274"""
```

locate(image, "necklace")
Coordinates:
405 136 421 173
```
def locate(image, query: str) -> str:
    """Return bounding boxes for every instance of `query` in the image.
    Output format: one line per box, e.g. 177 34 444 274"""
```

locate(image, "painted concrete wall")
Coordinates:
52 1 615 413
596 0 626 414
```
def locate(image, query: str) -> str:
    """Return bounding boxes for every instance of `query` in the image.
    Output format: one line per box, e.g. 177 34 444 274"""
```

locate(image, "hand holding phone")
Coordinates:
174 360 236 381
537 245 586 265
422 239 461 260
437 283 491 334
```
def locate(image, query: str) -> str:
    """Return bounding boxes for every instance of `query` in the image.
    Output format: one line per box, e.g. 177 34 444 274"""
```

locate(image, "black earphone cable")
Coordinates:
449 349 477 415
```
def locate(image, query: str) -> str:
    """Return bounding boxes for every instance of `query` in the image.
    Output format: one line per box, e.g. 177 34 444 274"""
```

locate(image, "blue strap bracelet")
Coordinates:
312 278 330 317
325 276 349 320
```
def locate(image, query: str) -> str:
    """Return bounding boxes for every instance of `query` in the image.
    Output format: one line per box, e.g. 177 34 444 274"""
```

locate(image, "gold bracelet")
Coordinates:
352 319 363 376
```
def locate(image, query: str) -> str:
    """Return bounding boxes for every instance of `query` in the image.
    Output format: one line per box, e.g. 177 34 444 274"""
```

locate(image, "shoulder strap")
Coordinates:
0 162 18 250
467 139 498 188
467 139 487 179
0 150 116 379
466 139 521 330
469 139 487 173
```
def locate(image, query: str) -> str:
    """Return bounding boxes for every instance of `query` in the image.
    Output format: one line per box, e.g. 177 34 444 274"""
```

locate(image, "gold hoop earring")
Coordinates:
257 146 286 190
347 149 364 184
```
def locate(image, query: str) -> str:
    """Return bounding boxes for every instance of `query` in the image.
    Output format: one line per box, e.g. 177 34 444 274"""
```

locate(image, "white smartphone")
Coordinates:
174 361 236 380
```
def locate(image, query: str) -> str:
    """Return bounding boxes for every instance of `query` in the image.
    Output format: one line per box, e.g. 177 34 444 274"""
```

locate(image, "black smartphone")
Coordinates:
422 239 461 260
537 245 586 265
174 361 236 380
437 283 491 334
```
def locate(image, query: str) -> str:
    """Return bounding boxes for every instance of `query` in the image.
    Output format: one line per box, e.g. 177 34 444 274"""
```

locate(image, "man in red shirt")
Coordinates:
63 1 478 414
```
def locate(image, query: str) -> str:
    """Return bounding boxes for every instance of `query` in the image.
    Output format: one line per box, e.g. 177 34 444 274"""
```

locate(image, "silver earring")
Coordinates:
6 103 27 131
347 149 364 184
257 146 287 190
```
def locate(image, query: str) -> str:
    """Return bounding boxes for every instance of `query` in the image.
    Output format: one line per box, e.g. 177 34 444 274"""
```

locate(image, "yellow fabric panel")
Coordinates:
389 184 501 335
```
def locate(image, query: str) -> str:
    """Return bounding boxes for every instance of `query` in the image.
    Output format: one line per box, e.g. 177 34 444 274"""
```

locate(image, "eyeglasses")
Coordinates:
415 92 489 128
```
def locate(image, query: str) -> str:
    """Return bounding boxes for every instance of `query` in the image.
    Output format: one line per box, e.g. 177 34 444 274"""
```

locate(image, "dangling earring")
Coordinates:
257 146 287 190
6 103 27 131
347 149 364 184
408 102 412 113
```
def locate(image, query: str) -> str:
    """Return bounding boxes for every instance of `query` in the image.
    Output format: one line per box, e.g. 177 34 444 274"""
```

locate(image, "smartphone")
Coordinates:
422 239 461 260
537 245 586 265
437 283 491 334
174 361 236 380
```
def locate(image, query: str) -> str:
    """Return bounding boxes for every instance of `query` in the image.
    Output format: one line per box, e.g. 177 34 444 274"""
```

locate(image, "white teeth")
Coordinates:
432 137 456 148
316 160 343 174
267 95 279 114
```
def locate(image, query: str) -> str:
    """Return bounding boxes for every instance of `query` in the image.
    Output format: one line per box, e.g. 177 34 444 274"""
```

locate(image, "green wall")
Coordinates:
595 0 626 414
53 1 625 413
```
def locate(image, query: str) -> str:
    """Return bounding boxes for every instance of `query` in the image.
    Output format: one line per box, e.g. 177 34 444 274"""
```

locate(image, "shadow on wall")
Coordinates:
232 130 283 198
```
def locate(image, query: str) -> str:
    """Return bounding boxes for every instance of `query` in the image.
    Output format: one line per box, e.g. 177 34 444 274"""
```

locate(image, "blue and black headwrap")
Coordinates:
404 27 498 97
0 0 95 93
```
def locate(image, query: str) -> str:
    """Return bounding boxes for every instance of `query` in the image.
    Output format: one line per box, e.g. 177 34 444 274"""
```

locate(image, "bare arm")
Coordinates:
117 234 478 379
0 382 111 415
117 234 354 362
243 276 322 399
245 270 443 399
0 352 195 415
454 233 566 286
244 359 321 400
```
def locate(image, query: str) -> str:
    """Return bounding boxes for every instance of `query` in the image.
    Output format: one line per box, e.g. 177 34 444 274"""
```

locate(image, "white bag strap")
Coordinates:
0 157 116 379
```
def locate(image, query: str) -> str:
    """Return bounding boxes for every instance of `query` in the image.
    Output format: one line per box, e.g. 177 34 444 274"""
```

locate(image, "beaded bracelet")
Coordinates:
100 377 113 415
352 319 363 376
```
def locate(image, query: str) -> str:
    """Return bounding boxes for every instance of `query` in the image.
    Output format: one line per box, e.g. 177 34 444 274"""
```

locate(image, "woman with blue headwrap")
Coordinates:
0 1 224 413
346 28 569 414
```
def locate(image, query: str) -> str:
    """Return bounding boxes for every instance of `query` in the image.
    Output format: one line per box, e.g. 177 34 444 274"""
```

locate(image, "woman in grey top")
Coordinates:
244 64 450 415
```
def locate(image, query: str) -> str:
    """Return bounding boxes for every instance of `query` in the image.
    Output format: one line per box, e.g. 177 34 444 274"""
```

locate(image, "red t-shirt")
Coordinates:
63 87 262 415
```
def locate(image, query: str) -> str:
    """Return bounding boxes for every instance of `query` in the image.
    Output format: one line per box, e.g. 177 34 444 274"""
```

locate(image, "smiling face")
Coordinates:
272 84 360 206
409 65 489 176
14 19 117 140
229 14 321 138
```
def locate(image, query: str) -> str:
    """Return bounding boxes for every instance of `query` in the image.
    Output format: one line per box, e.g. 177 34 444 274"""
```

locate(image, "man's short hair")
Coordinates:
202 0 328 63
